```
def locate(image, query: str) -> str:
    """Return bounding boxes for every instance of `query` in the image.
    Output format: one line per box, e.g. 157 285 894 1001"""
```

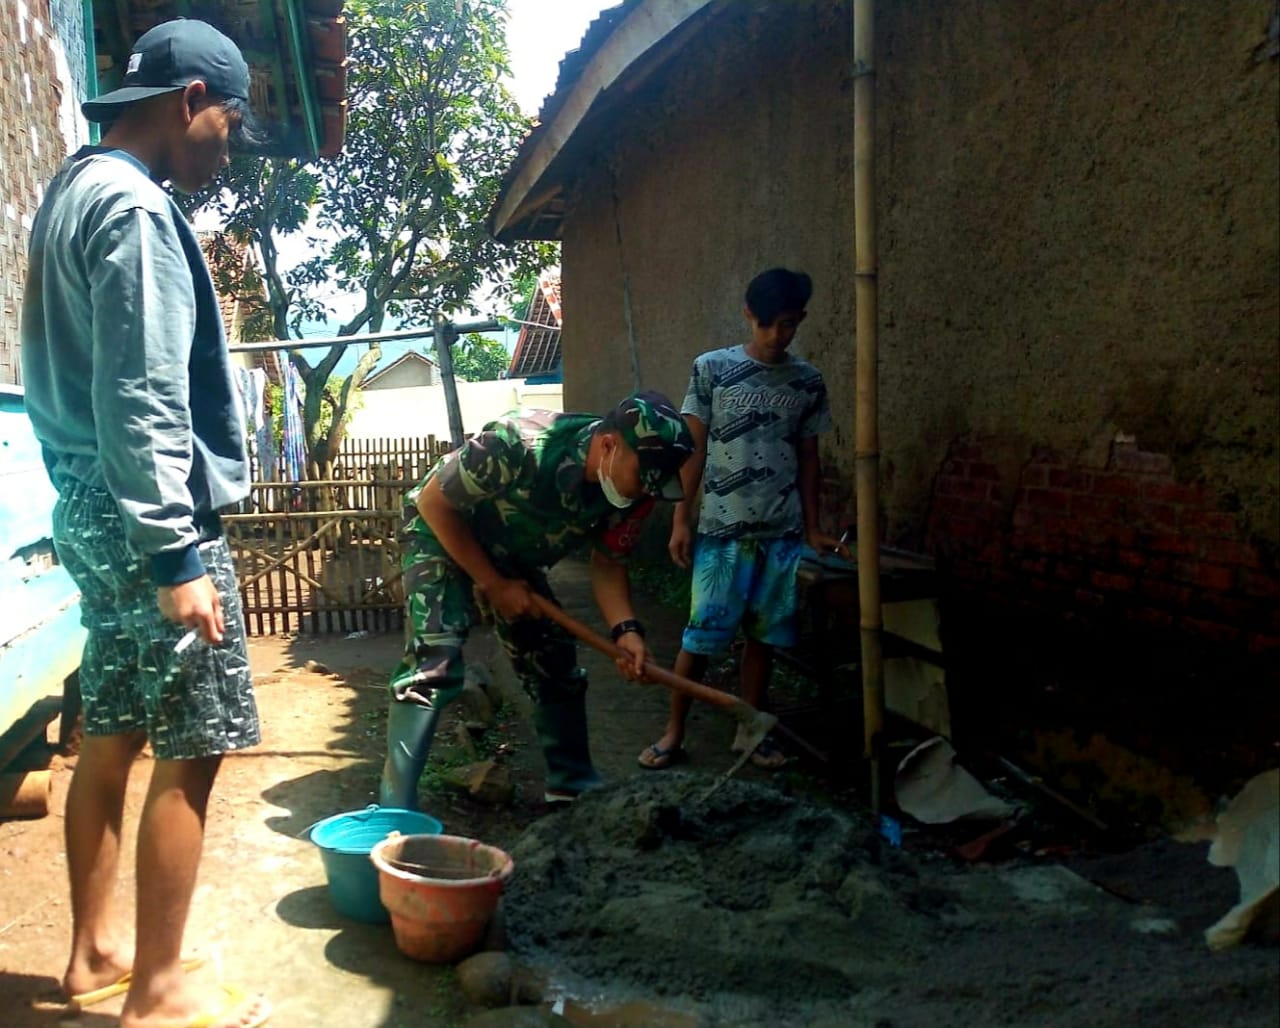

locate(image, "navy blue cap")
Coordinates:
83 19 250 122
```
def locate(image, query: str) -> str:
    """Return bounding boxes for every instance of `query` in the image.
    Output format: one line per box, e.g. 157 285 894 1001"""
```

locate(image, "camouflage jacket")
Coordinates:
404 410 655 572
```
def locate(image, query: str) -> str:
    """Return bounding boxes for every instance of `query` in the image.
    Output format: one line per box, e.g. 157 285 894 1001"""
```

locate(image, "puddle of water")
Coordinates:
552 997 701 1027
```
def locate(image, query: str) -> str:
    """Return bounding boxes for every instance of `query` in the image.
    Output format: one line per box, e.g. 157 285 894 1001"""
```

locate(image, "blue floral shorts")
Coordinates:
681 535 803 656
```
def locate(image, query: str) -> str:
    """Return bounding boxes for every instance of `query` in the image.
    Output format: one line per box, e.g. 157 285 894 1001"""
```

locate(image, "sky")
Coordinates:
504 0 614 118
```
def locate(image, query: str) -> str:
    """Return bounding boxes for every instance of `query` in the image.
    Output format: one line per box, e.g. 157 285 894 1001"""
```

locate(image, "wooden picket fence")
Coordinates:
224 436 451 635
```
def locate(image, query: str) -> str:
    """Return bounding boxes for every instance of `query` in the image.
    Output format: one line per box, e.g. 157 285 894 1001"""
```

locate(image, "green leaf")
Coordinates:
450 333 511 381
184 0 553 477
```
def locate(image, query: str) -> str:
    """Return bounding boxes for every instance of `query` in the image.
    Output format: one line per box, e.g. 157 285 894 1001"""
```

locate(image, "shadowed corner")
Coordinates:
2 971 120 1028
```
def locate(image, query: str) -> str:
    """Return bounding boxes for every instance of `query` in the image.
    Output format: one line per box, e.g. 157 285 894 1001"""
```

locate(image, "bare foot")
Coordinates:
54 952 206 1011
122 981 270 1028
731 727 787 769
63 943 132 1002
731 732 786 769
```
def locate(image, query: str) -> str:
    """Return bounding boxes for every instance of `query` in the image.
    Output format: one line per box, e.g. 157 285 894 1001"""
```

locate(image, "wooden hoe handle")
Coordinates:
529 594 752 716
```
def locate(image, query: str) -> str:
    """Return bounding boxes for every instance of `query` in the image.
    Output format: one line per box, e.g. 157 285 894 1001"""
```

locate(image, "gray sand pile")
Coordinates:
505 775 950 1012
502 775 1280 1028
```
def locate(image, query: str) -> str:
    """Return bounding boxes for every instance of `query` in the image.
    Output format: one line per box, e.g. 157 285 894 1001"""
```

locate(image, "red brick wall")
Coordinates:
0 0 86 386
925 438 1280 660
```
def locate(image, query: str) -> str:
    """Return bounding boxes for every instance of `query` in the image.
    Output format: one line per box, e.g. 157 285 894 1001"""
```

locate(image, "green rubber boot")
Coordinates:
532 694 602 801
379 690 460 810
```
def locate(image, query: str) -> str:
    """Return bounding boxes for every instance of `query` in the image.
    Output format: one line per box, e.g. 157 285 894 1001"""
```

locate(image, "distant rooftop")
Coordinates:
90 0 349 159
509 272 562 379
361 350 437 389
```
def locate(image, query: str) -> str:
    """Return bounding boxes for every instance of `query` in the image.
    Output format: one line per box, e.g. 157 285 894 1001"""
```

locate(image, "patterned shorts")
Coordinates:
682 535 804 655
52 482 260 760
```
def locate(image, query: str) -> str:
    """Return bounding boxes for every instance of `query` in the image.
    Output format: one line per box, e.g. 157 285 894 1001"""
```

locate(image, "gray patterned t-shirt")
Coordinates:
683 345 831 539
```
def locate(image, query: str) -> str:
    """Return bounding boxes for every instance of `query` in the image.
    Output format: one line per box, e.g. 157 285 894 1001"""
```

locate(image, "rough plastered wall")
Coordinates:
560 0 1279 659
0 0 90 385
867 0 1280 543
879 0 1279 657
561 1 856 444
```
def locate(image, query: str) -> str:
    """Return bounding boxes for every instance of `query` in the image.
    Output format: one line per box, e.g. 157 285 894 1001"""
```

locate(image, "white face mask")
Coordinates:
599 446 631 508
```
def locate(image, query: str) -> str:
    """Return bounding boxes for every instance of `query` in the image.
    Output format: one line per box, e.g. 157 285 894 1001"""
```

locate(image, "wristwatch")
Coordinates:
610 619 645 643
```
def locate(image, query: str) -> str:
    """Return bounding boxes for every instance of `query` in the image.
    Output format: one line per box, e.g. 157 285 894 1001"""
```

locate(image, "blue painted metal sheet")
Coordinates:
0 387 61 554
0 564 82 649
0 386 83 734
0 602 83 731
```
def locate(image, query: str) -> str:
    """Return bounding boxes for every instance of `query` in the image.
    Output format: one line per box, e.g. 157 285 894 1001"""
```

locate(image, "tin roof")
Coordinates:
90 0 348 159
489 0 722 241
509 272 562 378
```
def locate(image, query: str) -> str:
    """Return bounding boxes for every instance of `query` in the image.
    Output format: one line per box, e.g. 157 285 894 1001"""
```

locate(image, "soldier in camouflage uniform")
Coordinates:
381 391 694 808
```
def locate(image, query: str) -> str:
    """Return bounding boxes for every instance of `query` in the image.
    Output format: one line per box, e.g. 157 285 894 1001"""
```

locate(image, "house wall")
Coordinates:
0 0 90 385
364 359 438 390
559 0 1279 659
346 378 564 441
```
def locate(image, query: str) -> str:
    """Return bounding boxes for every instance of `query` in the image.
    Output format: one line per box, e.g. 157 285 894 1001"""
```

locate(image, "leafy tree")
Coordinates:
452 333 511 381
502 268 542 330
192 0 554 477
264 376 362 451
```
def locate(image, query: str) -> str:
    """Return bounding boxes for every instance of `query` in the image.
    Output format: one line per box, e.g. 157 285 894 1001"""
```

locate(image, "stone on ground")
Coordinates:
456 951 513 1008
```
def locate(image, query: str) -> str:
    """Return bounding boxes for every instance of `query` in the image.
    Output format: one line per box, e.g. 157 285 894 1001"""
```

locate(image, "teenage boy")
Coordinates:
638 268 848 771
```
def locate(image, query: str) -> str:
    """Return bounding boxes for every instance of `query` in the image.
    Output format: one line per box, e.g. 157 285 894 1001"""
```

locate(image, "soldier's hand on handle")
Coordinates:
614 632 650 682
157 575 225 645
484 577 538 621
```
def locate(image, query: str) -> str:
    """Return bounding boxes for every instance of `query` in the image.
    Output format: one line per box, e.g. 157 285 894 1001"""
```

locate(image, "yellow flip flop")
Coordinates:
186 984 271 1028
31 956 207 1012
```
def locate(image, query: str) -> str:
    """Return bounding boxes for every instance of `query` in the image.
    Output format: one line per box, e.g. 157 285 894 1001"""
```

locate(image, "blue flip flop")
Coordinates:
638 742 687 770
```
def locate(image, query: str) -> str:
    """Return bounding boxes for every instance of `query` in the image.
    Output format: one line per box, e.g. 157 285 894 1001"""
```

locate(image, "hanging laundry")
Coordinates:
281 362 308 483
245 369 267 431
256 381 278 484
231 366 273 486
232 366 253 432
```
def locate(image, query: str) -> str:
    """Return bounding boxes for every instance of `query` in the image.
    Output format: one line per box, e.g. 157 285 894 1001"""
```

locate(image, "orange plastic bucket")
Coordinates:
370 833 514 963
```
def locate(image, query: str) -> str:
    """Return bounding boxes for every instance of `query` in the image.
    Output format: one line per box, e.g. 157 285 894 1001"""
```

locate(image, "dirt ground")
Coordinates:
1 557 1276 1027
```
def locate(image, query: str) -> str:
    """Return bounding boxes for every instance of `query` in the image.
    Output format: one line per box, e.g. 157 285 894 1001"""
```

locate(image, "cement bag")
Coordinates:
1204 769 1280 950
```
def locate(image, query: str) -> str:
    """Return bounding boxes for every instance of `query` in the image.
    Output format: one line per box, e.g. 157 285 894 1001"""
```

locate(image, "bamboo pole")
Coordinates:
225 318 501 354
223 510 401 523
435 315 467 449
853 0 887 815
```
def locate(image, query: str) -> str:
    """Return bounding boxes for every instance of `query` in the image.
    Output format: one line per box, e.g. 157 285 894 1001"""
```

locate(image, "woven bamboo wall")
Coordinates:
224 435 451 635
0 0 89 386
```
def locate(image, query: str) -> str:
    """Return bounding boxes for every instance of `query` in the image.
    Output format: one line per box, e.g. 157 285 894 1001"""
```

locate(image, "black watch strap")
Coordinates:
610 618 645 642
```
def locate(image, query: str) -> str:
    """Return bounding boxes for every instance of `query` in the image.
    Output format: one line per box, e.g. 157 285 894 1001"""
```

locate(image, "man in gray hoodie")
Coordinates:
21 19 268 1028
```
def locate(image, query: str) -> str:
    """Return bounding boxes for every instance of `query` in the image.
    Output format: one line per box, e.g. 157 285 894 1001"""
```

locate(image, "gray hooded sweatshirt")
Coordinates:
20 148 248 585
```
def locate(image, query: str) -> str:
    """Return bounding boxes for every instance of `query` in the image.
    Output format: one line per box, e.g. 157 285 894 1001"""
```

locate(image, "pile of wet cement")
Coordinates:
504 774 951 1006
503 775 1280 1027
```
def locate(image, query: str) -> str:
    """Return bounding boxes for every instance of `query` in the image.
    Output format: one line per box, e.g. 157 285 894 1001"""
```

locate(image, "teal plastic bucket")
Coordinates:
309 806 443 923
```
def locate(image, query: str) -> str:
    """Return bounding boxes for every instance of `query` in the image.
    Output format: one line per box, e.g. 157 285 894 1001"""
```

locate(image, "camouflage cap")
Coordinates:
608 390 694 500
